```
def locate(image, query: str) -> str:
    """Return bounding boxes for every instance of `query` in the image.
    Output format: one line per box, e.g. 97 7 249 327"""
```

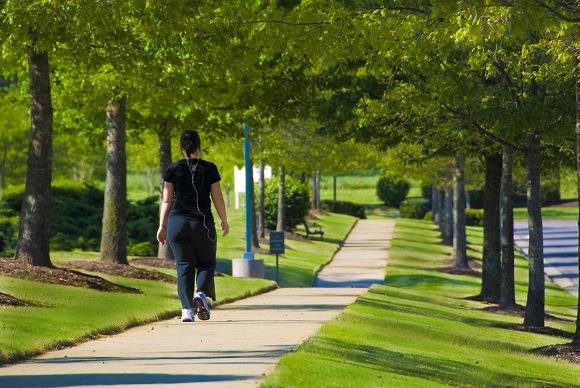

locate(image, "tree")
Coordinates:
100 95 128 264
481 152 503 301
452 154 468 268
14 41 54 267
500 145 516 308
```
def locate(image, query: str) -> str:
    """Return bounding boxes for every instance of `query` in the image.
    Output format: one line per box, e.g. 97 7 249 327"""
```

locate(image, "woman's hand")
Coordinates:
157 226 167 245
221 220 230 236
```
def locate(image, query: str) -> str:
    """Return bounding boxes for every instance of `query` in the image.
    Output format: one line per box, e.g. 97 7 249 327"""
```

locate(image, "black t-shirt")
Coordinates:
163 158 221 221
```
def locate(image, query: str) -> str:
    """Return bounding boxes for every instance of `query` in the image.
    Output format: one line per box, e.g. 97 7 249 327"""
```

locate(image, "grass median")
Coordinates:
261 218 580 387
0 210 357 366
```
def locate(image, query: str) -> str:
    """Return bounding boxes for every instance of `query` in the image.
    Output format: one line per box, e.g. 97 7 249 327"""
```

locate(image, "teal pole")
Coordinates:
243 123 254 260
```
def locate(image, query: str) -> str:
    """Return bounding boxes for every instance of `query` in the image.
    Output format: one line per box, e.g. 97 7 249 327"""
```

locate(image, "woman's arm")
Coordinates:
210 181 229 236
156 181 175 245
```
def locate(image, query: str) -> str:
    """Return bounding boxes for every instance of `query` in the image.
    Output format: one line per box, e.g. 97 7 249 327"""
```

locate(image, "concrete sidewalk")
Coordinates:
0 219 395 388
514 219 579 297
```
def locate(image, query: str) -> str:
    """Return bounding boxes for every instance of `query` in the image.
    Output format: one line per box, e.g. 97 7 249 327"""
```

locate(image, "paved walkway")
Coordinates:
0 219 395 388
514 219 579 297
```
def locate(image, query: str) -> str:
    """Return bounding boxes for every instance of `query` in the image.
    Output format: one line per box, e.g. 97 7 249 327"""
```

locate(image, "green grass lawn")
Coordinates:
261 218 580 387
513 206 579 220
0 210 357 365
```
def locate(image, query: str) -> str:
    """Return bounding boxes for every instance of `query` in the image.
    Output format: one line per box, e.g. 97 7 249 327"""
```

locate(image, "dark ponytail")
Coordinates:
180 129 201 156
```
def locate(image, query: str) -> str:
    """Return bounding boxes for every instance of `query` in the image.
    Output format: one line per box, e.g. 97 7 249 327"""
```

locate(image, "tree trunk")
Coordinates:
311 171 317 209
15 43 53 267
523 132 545 327
452 154 468 268
438 189 445 231
432 186 441 225
157 118 174 260
480 153 502 302
443 187 453 245
500 145 516 308
316 170 322 209
258 160 265 239
277 166 286 232
100 95 128 264
575 60 580 343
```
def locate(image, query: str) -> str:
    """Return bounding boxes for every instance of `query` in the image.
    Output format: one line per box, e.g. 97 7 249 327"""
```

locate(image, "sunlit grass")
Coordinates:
261 218 580 387
1 209 356 365
513 207 578 220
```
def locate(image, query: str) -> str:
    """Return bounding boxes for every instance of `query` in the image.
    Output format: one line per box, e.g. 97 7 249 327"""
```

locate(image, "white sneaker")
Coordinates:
193 292 210 320
181 308 195 322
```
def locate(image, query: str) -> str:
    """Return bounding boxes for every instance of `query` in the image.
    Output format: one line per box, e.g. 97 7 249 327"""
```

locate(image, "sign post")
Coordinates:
243 123 253 260
232 123 264 279
269 231 285 284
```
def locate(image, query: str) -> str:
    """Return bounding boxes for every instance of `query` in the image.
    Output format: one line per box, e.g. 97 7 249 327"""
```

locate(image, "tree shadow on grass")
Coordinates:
383 273 481 289
300 337 564 387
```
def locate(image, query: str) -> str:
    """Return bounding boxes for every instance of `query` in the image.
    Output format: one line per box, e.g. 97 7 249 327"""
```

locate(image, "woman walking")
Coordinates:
157 129 229 322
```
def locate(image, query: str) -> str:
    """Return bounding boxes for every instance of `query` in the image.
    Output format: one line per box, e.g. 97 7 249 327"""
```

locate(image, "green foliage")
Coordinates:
1 184 25 213
263 219 580 387
127 195 159 251
0 182 159 253
321 199 366 219
421 184 433 199
468 189 484 209
50 182 105 251
127 241 155 257
376 175 410 208
0 214 18 255
465 209 484 227
399 203 427 220
263 176 310 231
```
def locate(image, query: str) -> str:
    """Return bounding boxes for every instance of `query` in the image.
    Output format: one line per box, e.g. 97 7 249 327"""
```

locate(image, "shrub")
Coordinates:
321 200 366 219
423 211 433 221
1 184 25 214
467 189 484 209
127 196 159 248
0 182 161 253
376 175 410 208
0 215 18 255
263 176 310 231
465 209 484 226
128 241 155 257
421 184 433 199
50 182 104 251
399 203 427 219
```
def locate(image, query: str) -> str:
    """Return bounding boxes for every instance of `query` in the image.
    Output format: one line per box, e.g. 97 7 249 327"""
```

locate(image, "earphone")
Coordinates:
185 157 216 242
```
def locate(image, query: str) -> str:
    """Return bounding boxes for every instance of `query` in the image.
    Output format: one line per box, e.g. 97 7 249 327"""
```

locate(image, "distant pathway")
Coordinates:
513 219 579 297
315 219 394 287
0 219 394 388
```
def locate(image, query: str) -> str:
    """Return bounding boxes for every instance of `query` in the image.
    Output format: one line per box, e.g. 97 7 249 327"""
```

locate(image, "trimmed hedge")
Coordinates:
465 209 484 226
321 200 366 219
376 175 410 208
399 203 427 219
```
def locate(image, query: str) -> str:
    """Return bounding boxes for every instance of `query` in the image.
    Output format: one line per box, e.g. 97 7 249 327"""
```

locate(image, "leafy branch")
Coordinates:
442 104 524 153
534 0 580 22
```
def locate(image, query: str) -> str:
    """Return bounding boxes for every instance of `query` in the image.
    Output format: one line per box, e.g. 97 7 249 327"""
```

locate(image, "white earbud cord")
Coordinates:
186 157 216 242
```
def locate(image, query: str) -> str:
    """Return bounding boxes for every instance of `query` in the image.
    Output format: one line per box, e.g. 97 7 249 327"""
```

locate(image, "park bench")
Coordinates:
302 221 324 240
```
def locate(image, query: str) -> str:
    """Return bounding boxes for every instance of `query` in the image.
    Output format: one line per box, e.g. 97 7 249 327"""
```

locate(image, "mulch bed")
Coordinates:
531 344 580 363
0 292 35 307
57 260 176 284
0 257 156 295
